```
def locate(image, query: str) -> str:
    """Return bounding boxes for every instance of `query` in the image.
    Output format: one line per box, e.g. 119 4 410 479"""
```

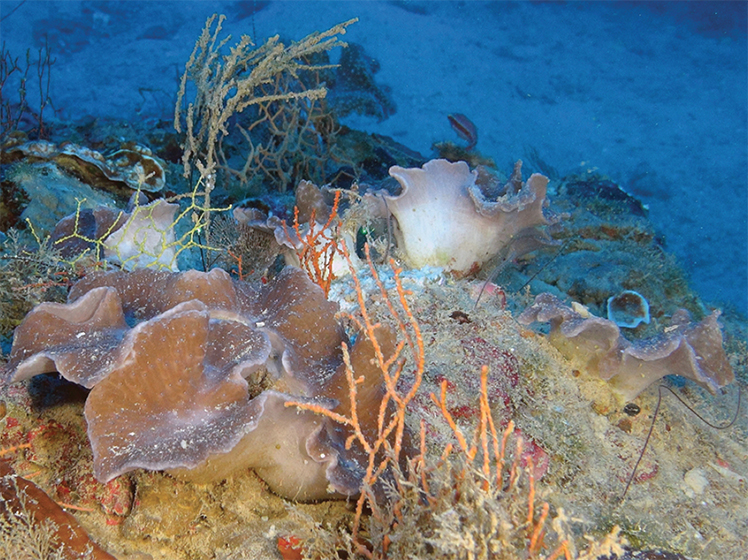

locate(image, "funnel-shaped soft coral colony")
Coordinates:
4 266 391 501
518 293 735 401
383 159 551 275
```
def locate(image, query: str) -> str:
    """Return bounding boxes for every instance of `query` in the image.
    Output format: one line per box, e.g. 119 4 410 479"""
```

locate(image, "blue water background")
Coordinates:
1 0 746 314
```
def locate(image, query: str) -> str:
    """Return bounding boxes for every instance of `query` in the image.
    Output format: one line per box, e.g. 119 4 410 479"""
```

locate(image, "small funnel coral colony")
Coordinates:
0 13 745 560
373 159 551 275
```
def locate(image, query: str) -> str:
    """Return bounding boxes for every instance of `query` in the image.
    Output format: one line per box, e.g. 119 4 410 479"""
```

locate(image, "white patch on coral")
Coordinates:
103 199 179 271
683 467 709 497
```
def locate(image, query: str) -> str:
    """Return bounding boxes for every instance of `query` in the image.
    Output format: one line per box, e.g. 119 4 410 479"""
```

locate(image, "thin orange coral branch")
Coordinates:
430 380 476 461
529 502 550 556
226 249 245 281
287 399 355 433
499 419 514 488
286 189 342 296
286 241 425 556
478 365 493 487
526 456 536 527
545 540 573 560
0 443 31 456
434 367 564 559
509 434 524 489
57 501 96 513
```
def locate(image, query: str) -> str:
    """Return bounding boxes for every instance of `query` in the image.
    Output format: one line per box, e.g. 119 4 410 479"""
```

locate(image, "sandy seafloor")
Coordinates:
0 1 747 560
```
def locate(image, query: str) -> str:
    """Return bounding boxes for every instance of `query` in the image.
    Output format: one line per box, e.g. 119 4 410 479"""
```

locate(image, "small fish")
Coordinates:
448 113 478 150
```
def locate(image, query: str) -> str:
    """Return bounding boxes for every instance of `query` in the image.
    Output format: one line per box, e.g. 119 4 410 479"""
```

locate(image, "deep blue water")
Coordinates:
1 0 746 314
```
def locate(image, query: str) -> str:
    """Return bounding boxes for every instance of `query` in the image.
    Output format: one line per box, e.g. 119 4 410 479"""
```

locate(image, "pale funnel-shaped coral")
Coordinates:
384 159 550 275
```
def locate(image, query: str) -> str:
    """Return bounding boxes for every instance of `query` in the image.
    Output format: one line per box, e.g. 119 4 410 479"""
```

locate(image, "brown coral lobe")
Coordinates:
5 266 391 501
0 461 117 559
518 293 735 401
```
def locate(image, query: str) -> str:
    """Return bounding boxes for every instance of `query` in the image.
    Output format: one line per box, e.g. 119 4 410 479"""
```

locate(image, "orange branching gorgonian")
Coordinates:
287 189 342 297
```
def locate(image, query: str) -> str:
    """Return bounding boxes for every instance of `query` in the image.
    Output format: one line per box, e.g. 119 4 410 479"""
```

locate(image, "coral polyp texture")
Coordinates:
3 266 395 501
380 159 552 275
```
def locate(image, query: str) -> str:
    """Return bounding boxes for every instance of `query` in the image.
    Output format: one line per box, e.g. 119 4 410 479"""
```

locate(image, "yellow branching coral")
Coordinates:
47 174 227 272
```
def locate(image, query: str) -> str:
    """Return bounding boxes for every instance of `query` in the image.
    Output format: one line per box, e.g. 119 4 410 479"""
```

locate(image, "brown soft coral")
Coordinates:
4 266 391 501
518 292 735 401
